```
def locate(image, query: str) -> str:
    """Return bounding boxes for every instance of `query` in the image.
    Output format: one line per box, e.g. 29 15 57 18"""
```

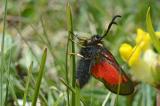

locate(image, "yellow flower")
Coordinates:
155 32 160 38
119 43 141 66
136 28 151 51
119 29 158 67
119 43 132 61
129 46 142 66
119 28 160 87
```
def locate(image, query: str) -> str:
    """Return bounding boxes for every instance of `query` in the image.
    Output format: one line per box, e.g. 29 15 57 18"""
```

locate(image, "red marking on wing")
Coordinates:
91 61 127 85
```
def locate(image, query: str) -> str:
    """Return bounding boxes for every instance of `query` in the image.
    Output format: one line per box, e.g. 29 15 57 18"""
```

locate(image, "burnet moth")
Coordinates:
75 15 134 95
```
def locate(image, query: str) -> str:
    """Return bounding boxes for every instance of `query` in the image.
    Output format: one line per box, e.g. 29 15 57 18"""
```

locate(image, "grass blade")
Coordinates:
0 0 8 105
102 92 111 106
66 2 78 106
40 17 55 61
146 7 160 53
31 48 47 106
4 48 12 105
23 62 33 106
65 27 70 106
31 75 48 105
65 2 73 106
60 78 87 106
16 28 40 65
60 78 76 93
9 81 19 106
75 86 80 106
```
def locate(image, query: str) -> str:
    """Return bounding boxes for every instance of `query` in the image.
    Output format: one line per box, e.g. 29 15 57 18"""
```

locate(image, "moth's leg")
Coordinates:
69 37 85 48
68 53 92 60
70 32 88 45
69 31 87 48
69 31 82 40
69 53 84 58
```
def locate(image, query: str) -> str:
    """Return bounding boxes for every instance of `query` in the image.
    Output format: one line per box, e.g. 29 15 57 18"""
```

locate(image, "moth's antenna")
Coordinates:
69 31 85 41
100 15 121 40
69 31 81 40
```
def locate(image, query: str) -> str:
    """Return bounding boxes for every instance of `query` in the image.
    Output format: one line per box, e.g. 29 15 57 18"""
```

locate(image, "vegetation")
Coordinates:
0 0 160 106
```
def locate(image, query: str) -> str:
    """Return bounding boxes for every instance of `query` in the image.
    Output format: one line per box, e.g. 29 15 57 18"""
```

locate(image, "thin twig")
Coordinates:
157 90 160 106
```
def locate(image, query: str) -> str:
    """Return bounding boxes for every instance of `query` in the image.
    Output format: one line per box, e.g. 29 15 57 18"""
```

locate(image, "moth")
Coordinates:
75 15 134 95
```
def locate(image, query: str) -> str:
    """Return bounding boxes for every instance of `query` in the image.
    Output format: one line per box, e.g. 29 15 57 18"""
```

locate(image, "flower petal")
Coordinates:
136 28 151 51
128 46 142 66
119 43 133 62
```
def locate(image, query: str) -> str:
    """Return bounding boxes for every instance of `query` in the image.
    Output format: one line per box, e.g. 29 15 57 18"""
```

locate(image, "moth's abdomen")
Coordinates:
76 59 91 88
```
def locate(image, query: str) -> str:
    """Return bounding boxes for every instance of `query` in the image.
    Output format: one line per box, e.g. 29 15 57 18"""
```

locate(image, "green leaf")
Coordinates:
31 48 47 106
23 62 33 106
146 7 160 53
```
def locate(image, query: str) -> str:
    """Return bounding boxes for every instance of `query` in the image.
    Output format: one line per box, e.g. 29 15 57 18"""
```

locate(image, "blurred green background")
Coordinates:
0 0 160 106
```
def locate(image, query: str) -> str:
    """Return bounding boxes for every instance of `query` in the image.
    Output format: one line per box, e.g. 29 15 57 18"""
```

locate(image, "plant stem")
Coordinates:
65 25 70 106
157 90 160 106
66 2 76 106
1 0 8 105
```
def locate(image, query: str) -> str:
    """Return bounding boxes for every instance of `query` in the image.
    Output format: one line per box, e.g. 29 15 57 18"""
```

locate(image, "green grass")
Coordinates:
66 2 80 106
23 61 33 106
146 7 160 53
65 3 71 105
0 0 160 106
32 48 47 106
0 0 8 105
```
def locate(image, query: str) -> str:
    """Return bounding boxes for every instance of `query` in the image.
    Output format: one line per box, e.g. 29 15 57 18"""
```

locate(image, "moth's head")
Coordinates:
91 35 102 42
77 34 103 46
87 35 102 45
